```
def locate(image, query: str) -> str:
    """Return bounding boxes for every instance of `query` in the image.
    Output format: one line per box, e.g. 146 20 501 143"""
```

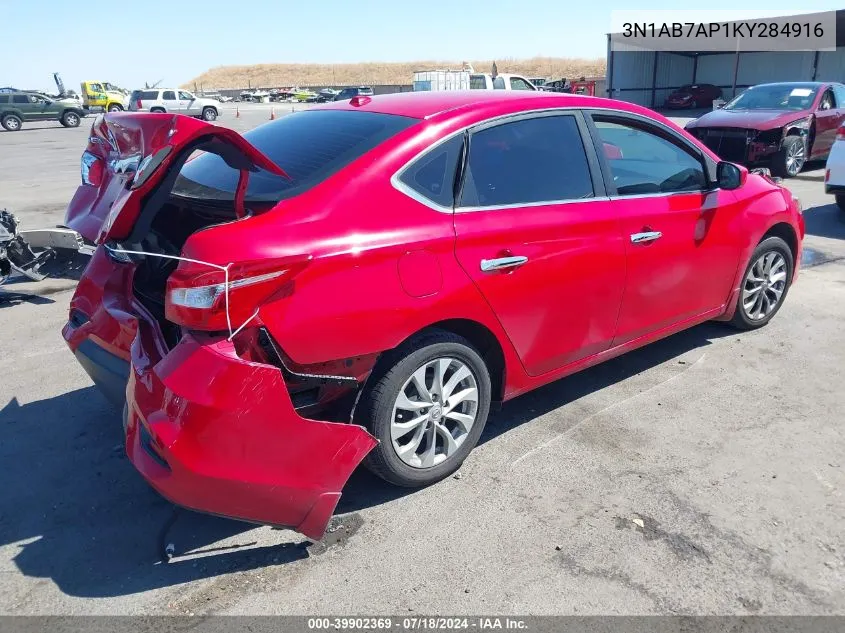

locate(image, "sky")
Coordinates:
3 0 843 92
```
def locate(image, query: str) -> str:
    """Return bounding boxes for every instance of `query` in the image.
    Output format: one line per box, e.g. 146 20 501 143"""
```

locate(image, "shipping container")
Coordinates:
413 70 471 92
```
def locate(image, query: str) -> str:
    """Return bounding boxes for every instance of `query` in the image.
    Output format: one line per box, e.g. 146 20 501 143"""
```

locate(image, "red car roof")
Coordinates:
312 90 648 121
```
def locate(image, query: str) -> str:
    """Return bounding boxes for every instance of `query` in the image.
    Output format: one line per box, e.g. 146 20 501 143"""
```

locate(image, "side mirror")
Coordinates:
717 161 745 190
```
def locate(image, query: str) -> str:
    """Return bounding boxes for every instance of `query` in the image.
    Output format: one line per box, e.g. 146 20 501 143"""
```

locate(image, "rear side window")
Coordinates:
173 110 418 203
162 91 176 100
0 95 8 104
460 115 594 208
592 116 706 195
12 95 28 104
398 134 464 208
469 75 487 90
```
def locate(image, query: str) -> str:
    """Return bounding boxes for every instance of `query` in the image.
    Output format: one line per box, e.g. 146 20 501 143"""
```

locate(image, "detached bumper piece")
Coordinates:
125 322 378 541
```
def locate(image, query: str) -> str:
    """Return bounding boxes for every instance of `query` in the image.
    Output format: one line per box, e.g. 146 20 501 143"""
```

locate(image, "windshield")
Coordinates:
724 85 819 111
172 109 417 203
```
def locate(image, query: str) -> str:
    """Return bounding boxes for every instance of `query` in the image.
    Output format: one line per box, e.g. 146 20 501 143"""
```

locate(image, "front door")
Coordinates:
453 112 626 377
586 112 743 345
812 87 842 158
178 91 197 115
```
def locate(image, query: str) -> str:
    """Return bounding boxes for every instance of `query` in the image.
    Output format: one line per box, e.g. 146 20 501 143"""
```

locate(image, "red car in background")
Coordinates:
62 91 804 541
685 81 845 177
664 84 722 109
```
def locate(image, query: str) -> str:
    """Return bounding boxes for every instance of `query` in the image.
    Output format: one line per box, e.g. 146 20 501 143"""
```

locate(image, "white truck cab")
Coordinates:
469 73 537 91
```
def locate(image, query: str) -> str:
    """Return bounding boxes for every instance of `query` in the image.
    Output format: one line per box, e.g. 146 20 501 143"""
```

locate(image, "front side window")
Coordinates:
460 115 594 208
819 88 836 110
592 117 706 195
179 91 194 100
89 83 103 92
833 84 845 106
398 135 464 208
162 91 176 101
510 77 534 91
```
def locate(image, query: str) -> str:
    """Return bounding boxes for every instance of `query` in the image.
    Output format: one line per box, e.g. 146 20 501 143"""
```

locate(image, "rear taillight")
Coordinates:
135 99 142 110
81 151 104 186
164 257 310 331
836 126 845 142
825 169 830 183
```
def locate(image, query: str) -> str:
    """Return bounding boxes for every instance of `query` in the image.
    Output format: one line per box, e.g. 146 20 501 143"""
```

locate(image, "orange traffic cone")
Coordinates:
269 108 276 121
235 107 240 118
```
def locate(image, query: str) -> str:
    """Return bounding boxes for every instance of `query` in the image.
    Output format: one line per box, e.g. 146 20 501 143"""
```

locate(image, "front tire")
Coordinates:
60 111 81 128
771 136 806 178
1 114 22 131
357 331 492 487
729 236 794 330
201 107 217 121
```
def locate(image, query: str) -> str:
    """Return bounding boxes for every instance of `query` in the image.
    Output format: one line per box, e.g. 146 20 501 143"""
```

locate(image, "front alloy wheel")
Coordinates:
730 236 793 330
358 331 492 487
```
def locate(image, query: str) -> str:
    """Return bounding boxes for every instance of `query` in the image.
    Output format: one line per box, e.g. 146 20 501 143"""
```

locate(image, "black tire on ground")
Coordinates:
1 114 22 131
150 107 166 113
201 107 217 121
836 194 845 212
107 104 123 112
729 236 794 330
356 330 492 487
60 111 81 128
770 135 806 178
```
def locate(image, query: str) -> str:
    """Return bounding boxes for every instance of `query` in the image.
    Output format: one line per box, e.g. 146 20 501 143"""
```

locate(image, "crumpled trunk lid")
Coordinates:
64 112 286 244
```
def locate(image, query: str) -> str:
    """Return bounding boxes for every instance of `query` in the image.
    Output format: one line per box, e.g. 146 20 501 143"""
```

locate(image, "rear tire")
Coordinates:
107 104 123 112
201 107 217 121
60 111 81 128
836 194 845 212
1 114 22 131
150 107 166 113
771 136 806 178
729 236 793 330
356 331 492 487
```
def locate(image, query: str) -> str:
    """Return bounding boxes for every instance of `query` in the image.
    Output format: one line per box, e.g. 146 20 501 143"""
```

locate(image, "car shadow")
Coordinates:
803 202 845 242
1 321 736 599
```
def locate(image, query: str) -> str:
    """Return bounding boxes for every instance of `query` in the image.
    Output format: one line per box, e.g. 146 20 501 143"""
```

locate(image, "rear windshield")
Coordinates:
172 109 418 203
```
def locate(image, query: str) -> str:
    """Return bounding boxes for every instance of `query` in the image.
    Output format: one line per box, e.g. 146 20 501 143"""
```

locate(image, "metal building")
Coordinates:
605 10 845 108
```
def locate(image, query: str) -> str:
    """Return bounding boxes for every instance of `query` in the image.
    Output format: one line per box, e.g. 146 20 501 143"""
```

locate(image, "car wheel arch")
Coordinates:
761 221 798 263
376 319 507 403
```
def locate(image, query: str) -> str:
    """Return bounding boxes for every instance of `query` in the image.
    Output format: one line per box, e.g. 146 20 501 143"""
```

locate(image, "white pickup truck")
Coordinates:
413 68 538 92
128 89 221 121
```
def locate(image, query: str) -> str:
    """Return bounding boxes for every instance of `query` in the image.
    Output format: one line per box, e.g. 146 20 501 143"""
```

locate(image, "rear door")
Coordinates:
585 111 742 345
11 94 35 120
453 111 626 376
161 90 179 112
64 114 287 244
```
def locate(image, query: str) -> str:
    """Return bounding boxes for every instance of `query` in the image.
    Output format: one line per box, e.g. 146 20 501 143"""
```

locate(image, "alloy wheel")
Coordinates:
6 118 20 130
742 251 788 321
785 141 805 176
390 357 479 469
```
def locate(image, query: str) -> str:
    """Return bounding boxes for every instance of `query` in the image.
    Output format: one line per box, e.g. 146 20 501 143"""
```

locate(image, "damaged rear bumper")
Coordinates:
64 249 378 542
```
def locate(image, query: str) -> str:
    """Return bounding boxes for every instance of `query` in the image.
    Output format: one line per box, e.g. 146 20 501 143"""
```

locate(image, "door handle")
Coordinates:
630 231 662 244
480 256 528 272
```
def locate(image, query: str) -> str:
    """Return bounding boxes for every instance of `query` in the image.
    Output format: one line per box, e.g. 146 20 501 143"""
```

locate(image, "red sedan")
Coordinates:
62 91 804 541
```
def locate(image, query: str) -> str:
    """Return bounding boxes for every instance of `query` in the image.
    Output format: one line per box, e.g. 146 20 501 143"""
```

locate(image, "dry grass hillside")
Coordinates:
183 57 606 89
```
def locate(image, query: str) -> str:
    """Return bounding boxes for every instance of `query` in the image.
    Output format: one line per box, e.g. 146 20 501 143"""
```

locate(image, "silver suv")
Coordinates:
128 89 220 121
